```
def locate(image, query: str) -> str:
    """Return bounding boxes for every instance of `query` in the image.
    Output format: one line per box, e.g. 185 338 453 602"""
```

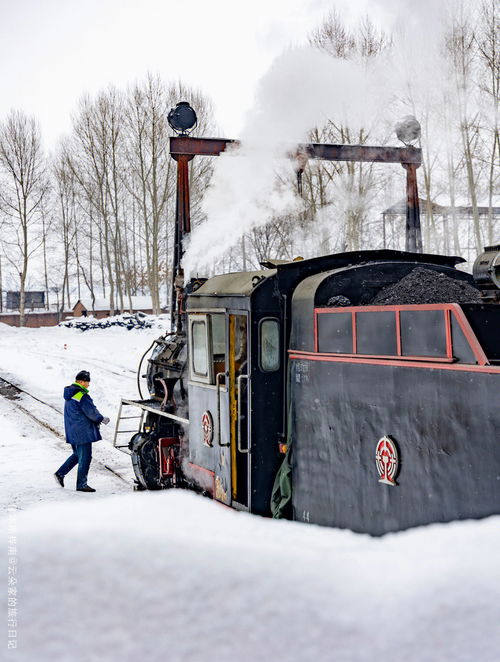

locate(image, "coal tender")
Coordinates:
116 110 500 535
287 250 500 534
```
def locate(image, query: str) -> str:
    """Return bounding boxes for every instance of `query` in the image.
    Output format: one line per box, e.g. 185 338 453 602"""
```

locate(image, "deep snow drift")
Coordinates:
2 492 500 662
1 322 499 662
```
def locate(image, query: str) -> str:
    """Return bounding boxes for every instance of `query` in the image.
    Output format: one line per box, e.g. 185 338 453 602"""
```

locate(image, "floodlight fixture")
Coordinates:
395 115 421 147
168 102 197 135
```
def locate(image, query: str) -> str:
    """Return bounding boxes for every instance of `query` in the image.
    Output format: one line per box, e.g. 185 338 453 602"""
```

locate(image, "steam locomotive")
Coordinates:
114 110 500 536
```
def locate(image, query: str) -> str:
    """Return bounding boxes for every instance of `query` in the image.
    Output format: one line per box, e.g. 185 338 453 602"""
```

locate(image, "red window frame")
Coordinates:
312 303 488 366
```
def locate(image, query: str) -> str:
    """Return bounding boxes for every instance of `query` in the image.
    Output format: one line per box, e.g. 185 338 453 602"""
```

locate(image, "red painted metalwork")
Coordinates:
292 349 455 363
187 461 215 477
395 309 402 356
288 350 500 374
444 309 453 358
449 303 489 365
313 303 490 366
375 436 399 486
316 303 470 314
158 437 180 479
352 311 357 354
313 309 318 352
187 462 216 496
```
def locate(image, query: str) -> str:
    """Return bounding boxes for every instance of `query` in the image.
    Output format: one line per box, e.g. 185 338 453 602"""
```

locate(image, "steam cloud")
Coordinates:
183 45 393 277
183 0 451 277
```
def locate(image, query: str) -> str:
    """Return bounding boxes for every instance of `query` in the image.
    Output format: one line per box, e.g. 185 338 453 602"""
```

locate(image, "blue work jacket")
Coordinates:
63 383 104 445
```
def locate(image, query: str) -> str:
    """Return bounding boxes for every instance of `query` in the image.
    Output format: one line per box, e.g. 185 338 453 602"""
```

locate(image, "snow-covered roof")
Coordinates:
74 295 153 311
383 197 500 216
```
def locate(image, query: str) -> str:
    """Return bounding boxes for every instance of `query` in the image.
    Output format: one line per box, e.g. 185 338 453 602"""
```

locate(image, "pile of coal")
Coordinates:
327 295 352 307
371 267 482 305
60 312 154 331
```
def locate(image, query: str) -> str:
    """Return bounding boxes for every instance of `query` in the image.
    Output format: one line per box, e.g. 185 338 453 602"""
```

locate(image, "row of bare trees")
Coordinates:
0 75 215 323
0 1 497 324
222 0 498 272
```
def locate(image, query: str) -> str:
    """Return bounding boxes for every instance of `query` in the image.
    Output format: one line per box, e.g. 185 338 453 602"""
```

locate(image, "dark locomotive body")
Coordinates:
124 249 500 535
289 262 500 534
117 121 499 535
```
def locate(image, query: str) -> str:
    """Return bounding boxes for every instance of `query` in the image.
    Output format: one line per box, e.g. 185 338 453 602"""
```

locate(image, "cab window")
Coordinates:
260 318 280 371
211 314 226 380
192 320 208 376
189 314 227 384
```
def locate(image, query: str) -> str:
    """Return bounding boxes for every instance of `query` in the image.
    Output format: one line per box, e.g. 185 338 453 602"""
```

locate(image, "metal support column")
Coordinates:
403 163 422 253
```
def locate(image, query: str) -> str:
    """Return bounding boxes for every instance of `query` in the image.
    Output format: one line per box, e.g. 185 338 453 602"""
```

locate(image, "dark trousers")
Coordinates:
57 443 92 489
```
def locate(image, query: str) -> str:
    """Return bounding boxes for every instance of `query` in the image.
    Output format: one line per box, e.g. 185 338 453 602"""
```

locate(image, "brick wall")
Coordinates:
0 312 62 328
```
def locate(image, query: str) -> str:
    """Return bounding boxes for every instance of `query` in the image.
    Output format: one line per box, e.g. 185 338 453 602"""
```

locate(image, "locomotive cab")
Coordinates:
186 268 285 514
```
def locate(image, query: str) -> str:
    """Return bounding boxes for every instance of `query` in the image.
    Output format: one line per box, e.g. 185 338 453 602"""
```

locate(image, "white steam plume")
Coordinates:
183 45 393 277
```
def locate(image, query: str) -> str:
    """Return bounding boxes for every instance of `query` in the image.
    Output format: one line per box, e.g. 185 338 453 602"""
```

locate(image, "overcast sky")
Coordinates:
0 0 395 148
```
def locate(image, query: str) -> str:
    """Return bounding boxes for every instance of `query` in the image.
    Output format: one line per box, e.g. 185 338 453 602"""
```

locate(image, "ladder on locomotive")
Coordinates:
112 400 146 455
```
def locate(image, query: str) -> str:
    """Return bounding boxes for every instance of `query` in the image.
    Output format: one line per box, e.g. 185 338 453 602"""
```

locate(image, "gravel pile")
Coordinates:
371 267 482 305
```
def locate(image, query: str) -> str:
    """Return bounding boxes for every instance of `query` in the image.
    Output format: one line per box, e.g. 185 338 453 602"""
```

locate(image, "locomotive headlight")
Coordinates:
168 102 197 135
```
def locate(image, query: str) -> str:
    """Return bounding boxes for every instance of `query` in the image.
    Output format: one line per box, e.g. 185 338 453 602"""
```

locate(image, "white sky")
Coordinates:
0 0 392 148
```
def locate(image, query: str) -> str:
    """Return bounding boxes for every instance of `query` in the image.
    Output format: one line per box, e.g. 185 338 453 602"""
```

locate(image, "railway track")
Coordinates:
22 347 137 379
0 375 131 485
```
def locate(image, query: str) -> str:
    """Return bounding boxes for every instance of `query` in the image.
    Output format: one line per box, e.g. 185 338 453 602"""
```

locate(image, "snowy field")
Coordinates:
1 322 499 662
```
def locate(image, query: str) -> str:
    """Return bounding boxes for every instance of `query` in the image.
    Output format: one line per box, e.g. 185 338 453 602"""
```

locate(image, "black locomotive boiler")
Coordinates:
114 116 500 536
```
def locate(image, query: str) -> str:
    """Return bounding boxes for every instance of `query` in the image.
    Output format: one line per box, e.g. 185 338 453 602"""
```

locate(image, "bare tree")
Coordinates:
0 111 49 325
67 90 122 314
446 1 484 252
306 13 391 251
477 0 499 244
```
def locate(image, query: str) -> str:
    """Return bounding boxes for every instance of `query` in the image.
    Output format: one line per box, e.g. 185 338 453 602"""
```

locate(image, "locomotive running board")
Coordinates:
112 398 189 455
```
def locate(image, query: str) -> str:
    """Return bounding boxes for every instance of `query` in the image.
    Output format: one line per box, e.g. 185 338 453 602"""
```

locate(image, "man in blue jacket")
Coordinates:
54 370 110 492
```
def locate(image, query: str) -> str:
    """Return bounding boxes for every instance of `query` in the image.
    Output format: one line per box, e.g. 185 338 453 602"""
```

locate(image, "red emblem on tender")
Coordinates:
202 411 213 447
375 436 398 486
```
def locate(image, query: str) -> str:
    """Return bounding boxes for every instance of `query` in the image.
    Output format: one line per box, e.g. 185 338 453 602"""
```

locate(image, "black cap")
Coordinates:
75 370 90 382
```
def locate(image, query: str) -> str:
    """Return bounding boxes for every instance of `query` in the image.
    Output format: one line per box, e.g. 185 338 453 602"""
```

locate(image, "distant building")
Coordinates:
381 199 499 256
72 295 154 319
5 291 45 311
382 198 500 222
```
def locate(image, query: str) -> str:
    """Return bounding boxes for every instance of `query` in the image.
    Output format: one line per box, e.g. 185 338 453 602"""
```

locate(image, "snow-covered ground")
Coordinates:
1 322 499 662
0 322 165 507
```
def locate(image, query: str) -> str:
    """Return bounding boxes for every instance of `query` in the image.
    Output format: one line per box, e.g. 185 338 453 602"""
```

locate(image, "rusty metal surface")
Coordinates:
404 164 423 252
303 143 422 165
169 134 424 294
170 137 237 156
170 136 422 166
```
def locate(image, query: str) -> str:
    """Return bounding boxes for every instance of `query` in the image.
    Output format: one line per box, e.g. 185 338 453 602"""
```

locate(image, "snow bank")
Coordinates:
0 323 164 494
0 323 164 435
2 491 499 662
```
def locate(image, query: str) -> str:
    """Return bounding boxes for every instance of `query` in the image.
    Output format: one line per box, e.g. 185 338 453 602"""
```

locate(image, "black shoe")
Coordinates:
77 486 96 492
54 472 64 487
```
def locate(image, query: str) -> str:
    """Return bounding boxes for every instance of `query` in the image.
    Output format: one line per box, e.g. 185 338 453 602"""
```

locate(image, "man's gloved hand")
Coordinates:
102 416 110 425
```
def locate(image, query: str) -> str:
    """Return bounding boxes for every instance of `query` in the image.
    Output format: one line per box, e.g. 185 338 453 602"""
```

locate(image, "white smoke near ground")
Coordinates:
183 45 394 277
